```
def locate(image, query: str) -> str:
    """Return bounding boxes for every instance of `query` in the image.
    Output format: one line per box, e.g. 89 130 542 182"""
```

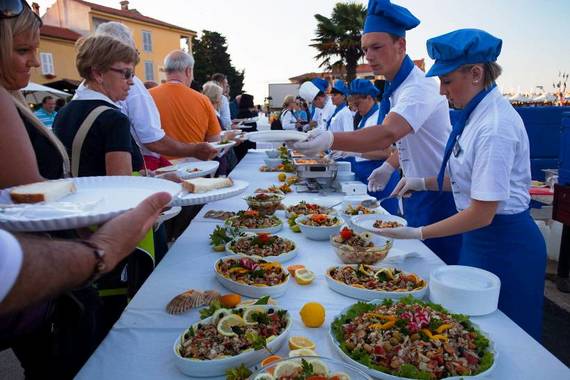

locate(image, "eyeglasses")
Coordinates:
108 67 135 80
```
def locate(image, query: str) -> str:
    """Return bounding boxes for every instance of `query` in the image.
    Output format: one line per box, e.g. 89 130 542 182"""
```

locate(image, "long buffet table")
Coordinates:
77 150 570 379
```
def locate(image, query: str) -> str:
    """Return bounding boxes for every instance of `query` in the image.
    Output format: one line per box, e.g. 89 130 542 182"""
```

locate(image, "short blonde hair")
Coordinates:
282 95 296 108
202 81 223 109
75 34 139 81
0 6 42 86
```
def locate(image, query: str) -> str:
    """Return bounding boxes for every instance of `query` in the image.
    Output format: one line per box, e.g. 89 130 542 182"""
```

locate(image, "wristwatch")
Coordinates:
77 239 106 284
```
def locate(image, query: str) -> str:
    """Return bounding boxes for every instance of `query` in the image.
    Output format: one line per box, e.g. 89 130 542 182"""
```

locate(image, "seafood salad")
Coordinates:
333 228 374 248
228 233 295 258
343 204 379 216
226 210 282 229
328 265 426 292
247 193 284 203
373 220 403 229
332 297 494 379
286 201 331 216
178 306 290 360
299 214 342 227
216 257 289 286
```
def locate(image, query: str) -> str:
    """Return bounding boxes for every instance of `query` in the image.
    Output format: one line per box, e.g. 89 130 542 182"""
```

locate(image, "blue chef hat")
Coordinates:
364 0 420 37
426 29 503 77
331 80 349 95
311 78 329 93
349 79 379 98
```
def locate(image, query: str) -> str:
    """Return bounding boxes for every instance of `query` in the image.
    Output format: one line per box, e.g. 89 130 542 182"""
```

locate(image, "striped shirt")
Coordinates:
34 108 57 128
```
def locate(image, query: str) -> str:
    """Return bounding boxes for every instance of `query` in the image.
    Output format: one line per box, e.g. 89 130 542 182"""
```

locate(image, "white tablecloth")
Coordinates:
77 151 570 380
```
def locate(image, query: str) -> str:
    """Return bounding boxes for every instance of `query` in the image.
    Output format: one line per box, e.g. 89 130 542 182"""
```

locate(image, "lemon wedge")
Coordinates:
216 314 246 337
288 336 316 350
288 348 317 357
273 360 302 378
308 359 329 375
295 269 315 285
243 306 268 325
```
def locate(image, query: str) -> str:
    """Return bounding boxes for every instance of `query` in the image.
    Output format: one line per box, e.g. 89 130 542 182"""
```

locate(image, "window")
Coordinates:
144 61 154 81
92 17 111 30
142 30 152 52
39 53 54 75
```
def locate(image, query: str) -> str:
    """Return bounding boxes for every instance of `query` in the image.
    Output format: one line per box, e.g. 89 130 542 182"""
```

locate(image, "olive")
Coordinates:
268 308 274 314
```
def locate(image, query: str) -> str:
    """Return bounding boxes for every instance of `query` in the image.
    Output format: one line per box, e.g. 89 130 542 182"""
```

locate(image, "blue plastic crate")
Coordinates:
560 112 570 185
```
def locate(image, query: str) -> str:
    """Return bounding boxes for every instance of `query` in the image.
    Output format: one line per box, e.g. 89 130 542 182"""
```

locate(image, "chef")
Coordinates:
298 78 329 130
376 29 546 341
294 0 461 264
326 80 354 133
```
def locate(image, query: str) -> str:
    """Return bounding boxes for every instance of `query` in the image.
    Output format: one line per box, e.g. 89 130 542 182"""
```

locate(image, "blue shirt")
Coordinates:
34 108 57 128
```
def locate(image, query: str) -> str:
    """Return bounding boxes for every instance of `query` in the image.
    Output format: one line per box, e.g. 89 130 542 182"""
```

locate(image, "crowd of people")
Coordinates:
0 0 548 377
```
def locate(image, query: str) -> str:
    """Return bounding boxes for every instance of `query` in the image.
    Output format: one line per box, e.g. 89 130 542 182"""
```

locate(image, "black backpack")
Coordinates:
271 110 285 130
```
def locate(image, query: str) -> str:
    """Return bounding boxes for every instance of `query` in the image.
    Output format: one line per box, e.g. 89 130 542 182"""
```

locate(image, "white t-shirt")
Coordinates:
448 87 531 214
354 108 380 162
328 106 354 133
390 66 451 177
219 95 232 130
280 109 298 130
0 230 23 303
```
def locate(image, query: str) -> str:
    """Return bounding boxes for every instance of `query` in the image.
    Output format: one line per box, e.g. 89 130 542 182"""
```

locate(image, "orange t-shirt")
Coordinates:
149 83 221 157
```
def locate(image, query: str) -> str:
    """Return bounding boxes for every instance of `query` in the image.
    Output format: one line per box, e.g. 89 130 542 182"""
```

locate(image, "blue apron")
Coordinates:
403 191 462 265
351 159 399 214
458 209 546 341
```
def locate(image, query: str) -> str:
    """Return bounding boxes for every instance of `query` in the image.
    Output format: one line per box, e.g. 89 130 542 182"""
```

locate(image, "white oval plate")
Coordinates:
351 214 408 234
214 255 289 298
173 305 292 377
246 130 308 143
325 265 427 301
173 179 249 207
209 140 237 150
329 299 498 380
0 176 181 232
225 234 297 263
156 160 219 179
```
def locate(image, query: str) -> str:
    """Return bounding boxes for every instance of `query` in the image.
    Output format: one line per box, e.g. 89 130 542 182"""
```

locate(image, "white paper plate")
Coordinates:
351 214 408 234
429 265 501 316
225 234 297 263
325 265 427 301
173 179 249 206
0 176 181 232
173 305 291 377
156 160 219 179
214 255 290 298
329 299 498 380
209 140 236 150
246 131 307 143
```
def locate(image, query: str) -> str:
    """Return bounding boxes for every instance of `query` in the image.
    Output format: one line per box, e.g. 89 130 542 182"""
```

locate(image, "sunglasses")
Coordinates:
108 67 135 80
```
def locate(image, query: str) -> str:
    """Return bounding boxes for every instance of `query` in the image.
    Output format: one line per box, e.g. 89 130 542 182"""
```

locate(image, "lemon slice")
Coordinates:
273 360 303 378
288 348 317 357
217 314 246 337
253 374 275 380
295 269 315 285
288 336 316 350
243 306 268 325
211 308 232 323
376 267 394 280
357 264 374 276
309 359 329 375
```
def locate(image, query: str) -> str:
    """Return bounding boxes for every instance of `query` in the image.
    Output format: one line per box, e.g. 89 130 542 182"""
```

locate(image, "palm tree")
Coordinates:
311 2 367 82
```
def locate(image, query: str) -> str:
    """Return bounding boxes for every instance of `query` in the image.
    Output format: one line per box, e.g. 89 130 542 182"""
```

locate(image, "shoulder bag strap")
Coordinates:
71 106 111 177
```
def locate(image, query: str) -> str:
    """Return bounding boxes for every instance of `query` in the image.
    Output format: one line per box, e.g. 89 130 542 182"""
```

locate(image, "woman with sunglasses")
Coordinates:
53 34 143 177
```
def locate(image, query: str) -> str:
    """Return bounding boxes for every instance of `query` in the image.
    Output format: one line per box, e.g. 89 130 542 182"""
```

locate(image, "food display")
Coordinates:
331 297 495 379
10 180 76 203
373 220 403 229
298 214 341 227
330 227 392 265
245 193 285 215
328 265 426 293
225 210 283 233
204 210 236 221
226 233 296 262
216 257 289 287
182 177 234 193
252 357 361 380
296 214 344 240
286 201 332 217
342 204 380 216
209 225 244 251
255 186 285 195
294 158 331 165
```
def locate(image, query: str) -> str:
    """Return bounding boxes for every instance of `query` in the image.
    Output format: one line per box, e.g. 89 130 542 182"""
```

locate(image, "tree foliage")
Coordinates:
311 2 367 82
192 30 245 98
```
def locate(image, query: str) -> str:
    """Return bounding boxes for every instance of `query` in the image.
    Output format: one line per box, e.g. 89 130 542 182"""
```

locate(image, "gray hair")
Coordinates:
164 50 194 74
202 81 223 108
95 21 135 48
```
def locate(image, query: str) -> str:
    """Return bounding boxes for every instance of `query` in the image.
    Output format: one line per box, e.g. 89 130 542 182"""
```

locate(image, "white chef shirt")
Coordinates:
354 108 380 162
280 109 298 130
311 105 324 130
448 87 531 214
328 106 354 133
0 230 23 303
389 66 451 177
321 96 336 128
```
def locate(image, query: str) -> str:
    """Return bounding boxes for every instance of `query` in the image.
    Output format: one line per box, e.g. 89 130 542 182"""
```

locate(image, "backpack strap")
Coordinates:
71 106 111 177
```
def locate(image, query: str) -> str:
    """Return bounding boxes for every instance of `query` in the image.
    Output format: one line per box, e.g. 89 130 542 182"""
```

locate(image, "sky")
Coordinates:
35 0 570 103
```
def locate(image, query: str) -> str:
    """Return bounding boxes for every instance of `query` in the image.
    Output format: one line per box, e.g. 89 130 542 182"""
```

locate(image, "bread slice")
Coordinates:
10 180 76 204
182 177 234 193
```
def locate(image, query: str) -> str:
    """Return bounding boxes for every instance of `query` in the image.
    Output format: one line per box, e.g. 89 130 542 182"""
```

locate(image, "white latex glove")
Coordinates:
367 161 396 192
375 226 424 240
293 129 334 156
390 177 426 197
329 150 347 160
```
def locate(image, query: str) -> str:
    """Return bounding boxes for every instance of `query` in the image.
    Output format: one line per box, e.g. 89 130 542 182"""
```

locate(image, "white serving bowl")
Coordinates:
244 193 285 216
339 206 384 229
225 233 297 263
265 150 280 158
214 255 289 298
250 356 372 380
264 157 282 169
173 305 292 377
295 214 344 241
429 265 501 316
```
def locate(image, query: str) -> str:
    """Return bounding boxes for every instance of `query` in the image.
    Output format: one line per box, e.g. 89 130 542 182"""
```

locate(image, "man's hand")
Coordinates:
191 142 218 161
390 177 427 197
368 162 396 192
293 129 334 156
375 226 423 240
89 192 172 271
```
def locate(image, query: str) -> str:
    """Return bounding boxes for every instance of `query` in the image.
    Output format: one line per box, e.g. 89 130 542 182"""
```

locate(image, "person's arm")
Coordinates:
0 192 171 315
105 152 133 175
0 88 44 188
362 148 392 161
144 136 217 160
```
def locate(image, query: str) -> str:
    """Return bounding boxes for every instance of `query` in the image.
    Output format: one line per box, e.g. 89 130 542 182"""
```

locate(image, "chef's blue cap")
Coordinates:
426 29 502 77
311 78 329 93
364 0 420 37
349 79 379 98
331 80 349 95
